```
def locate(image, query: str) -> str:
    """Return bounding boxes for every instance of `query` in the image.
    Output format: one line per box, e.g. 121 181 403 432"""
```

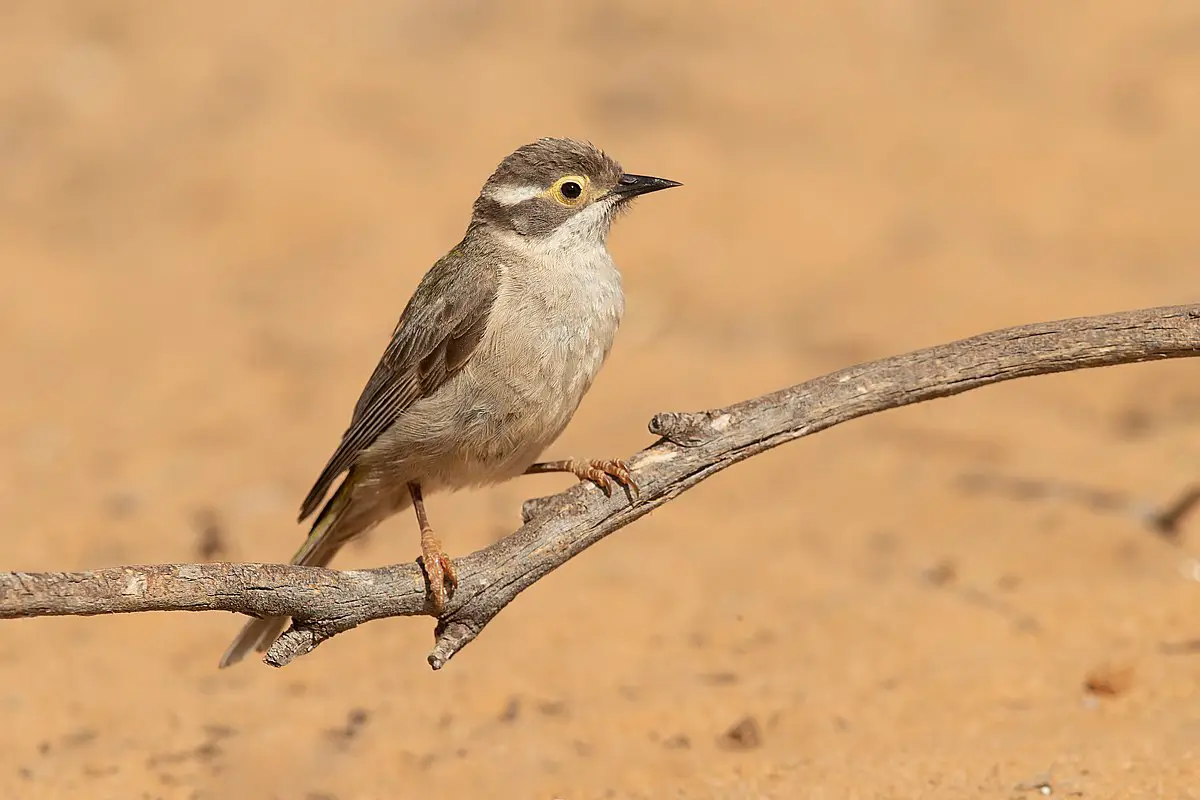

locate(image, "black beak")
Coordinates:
612 173 682 199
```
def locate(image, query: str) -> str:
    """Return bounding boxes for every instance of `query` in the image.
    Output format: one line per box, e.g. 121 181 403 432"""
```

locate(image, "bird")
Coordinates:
218 137 680 667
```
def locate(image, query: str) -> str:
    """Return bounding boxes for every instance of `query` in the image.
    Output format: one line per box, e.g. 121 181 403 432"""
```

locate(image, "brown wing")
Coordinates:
298 249 500 521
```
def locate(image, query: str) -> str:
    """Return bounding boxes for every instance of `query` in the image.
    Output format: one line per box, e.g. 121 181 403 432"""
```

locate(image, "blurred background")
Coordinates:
2 1 1199 797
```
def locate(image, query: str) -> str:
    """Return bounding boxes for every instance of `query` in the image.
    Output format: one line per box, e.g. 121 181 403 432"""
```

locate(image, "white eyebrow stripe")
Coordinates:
484 184 545 205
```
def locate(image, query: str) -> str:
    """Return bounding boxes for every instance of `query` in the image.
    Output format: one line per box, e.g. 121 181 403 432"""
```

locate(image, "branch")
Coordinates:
3 304 1198 670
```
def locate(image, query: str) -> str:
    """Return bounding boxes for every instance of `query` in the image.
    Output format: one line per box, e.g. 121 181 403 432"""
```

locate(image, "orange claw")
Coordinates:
577 459 639 499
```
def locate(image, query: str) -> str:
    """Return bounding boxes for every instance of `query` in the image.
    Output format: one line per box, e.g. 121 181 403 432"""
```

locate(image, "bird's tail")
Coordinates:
218 474 363 668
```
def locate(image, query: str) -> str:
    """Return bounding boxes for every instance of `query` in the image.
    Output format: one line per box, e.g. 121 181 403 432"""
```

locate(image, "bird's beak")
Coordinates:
611 173 682 199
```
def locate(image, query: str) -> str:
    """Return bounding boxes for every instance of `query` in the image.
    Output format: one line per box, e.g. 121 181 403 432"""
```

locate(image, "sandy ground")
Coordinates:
2 2 1199 798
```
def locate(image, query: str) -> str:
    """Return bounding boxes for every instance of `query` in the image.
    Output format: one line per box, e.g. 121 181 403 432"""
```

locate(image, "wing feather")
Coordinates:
298 250 500 521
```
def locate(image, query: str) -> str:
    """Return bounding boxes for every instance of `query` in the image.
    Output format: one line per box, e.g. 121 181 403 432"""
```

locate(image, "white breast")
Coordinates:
498 237 624 406
477 207 627 447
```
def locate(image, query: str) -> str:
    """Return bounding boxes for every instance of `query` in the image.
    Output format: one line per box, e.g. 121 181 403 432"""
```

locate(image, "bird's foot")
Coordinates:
525 458 639 499
418 529 458 614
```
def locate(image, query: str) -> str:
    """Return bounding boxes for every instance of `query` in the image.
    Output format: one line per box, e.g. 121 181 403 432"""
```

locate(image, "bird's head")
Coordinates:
471 137 680 247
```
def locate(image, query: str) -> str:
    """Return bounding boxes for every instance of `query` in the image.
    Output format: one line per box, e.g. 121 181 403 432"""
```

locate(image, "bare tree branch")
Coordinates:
2 304 1198 670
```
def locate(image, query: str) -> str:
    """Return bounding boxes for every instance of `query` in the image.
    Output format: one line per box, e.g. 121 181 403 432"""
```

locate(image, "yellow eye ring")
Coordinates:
549 175 589 206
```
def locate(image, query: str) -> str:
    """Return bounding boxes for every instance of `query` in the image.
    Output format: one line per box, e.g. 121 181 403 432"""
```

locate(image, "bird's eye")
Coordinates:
550 175 588 205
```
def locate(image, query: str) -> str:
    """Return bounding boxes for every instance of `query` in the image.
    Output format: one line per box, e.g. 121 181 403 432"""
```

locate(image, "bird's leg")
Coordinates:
408 482 457 614
523 459 639 498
